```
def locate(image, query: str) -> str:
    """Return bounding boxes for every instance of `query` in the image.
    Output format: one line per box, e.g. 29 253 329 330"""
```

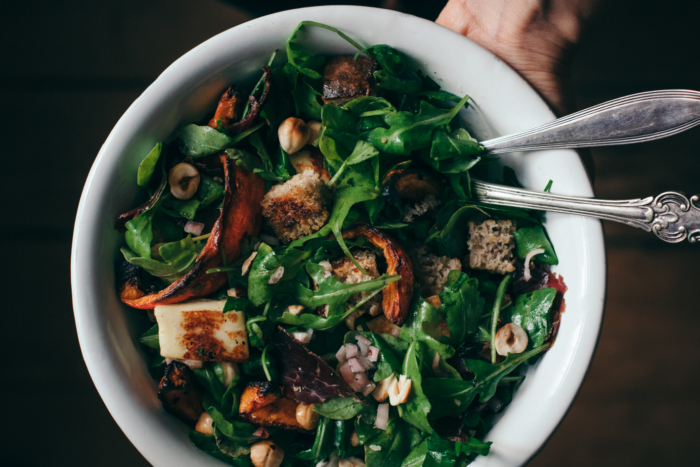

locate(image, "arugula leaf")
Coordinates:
423 343 551 419
164 173 224 220
429 128 482 161
294 416 335 462
438 271 485 347
121 235 203 283
343 96 397 118
503 288 557 349
176 122 264 158
432 205 485 258
247 243 312 306
398 340 433 433
334 419 363 458
455 437 492 457
293 75 324 120
401 438 428 467
347 332 403 382
137 142 162 187
138 324 159 349
513 225 559 265
374 70 423 95
314 396 367 420
189 431 247 465
424 436 457 466
490 274 513 363
124 189 164 258
328 140 380 185
364 418 416 467
363 95 469 155
359 45 404 76
195 364 228 403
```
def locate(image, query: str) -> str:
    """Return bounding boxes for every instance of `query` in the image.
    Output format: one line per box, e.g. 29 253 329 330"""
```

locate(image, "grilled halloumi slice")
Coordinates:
154 299 249 362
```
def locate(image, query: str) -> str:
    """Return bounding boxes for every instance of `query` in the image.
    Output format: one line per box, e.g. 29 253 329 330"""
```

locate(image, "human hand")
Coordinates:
437 0 599 179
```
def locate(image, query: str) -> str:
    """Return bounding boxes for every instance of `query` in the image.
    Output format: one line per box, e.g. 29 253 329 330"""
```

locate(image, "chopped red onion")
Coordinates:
335 345 347 363
339 362 355 385
356 335 372 355
253 427 269 438
523 248 545 282
375 404 389 430
345 343 359 359
293 329 313 344
348 357 364 373
357 355 376 371
350 371 370 392
184 221 205 236
368 346 379 362
432 352 441 375
268 266 285 284
361 382 377 396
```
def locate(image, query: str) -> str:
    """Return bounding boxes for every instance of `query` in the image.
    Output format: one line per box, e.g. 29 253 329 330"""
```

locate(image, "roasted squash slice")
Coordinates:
208 86 242 129
381 168 443 204
158 361 205 425
118 155 266 309
342 224 415 325
239 382 306 430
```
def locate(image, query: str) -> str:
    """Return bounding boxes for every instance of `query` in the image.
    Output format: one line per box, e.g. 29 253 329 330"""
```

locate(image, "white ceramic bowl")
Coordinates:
71 6 606 466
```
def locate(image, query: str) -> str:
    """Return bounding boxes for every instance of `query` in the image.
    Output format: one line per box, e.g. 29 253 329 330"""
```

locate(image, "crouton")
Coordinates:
328 250 382 325
409 244 462 296
289 148 331 183
323 55 380 106
261 170 331 244
403 195 441 223
239 382 306 430
467 220 516 274
158 361 205 425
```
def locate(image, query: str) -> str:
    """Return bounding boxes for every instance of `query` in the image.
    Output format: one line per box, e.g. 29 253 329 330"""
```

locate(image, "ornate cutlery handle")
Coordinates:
472 180 700 244
480 90 700 154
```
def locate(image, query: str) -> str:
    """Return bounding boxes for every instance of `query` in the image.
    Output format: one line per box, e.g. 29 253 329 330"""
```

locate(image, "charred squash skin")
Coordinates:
239 382 307 431
119 155 266 309
208 86 241 129
342 224 415 326
158 361 205 425
381 168 443 204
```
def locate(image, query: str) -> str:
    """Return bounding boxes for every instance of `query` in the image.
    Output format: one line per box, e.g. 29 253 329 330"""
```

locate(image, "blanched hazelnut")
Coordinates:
250 440 284 467
168 163 200 200
278 117 310 154
286 305 305 315
241 251 258 276
388 374 412 406
372 373 396 403
307 120 322 145
219 362 239 387
350 431 360 447
195 412 214 436
495 323 528 356
295 403 320 430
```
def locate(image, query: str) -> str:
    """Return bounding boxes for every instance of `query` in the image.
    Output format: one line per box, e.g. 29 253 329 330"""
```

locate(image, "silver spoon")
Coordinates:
479 90 700 153
472 180 700 244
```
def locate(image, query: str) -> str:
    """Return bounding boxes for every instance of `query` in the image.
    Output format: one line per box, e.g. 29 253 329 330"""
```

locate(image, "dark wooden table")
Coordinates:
2 1 698 465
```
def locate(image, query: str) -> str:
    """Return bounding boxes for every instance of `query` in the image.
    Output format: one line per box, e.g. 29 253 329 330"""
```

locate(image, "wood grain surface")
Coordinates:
1 1 698 466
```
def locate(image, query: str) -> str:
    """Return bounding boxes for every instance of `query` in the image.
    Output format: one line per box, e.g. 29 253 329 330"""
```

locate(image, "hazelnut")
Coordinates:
195 412 214 436
495 323 528 356
241 251 258 276
372 373 396 403
278 117 310 154
286 305 305 315
295 403 320 430
250 440 284 467
168 163 200 200
388 374 412 406
307 120 322 145
339 457 366 467
350 431 360 447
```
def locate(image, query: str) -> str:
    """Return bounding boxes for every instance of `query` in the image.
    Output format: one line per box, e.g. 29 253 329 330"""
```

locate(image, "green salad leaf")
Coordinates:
513 224 559 265
314 396 367 420
121 235 204 283
438 271 485 347
503 288 557 349
137 142 162 187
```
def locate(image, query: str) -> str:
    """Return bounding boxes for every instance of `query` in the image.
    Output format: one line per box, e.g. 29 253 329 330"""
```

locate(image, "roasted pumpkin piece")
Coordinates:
322 55 380 106
118 155 266 309
208 86 242 129
158 361 205 425
239 382 306 430
381 168 443 204
342 224 415 326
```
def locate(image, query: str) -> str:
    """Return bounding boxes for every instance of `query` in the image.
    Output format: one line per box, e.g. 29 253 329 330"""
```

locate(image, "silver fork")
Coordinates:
472 180 700 244
479 90 700 153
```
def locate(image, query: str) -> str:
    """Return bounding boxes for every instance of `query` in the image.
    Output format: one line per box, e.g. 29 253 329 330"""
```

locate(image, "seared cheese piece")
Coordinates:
155 299 248 362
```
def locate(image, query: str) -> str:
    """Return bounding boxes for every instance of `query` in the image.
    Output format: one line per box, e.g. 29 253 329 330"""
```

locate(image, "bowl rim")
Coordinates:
71 6 606 466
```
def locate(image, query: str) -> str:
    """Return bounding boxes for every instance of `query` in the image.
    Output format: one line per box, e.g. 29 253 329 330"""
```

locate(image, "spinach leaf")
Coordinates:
195 364 227 403
121 235 203 283
433 205 486 258
124 190 162 258
424 436 457 466
286 21 363 79
334 419 363 458
503 288 557 349
137 142 162 187
363 95 469 155
455 437 492 457
176 122 264 158
164 173 224 220
401 438 428 467
367 333 403 382
138 324 159 349
294 416 335 462
314 396 367 420
374 70 423 95
429 128 482 162
423 342 550 419
398 340 433 433
438 271 485 347
365 419 416 467
359 45 404 76
248 243 312 306
513 225 559 265
293 75 324 120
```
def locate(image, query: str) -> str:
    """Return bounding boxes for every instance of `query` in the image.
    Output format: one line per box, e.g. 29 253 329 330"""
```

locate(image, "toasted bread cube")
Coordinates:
467 220 516 274
261 170 331 244
408 244 462 296
331 249 382 319
323 55 380 106
239 382 306 430
154 299 248 362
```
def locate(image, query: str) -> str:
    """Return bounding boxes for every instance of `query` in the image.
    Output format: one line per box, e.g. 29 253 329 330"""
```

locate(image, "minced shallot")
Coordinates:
375 403 389 430
523 248 545 282
184 221 205 236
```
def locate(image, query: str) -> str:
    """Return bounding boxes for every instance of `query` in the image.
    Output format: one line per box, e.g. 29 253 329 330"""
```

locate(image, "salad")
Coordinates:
116 21 567 467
